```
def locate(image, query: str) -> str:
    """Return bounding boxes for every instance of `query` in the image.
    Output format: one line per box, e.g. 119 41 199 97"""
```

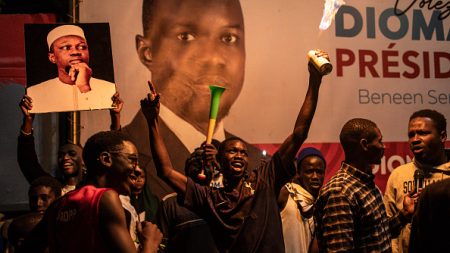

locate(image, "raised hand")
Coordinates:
308 49 330 83
19 95 35 134
140 81 160 123
143 80 188 193
109 91 124 130
19 95 34 117
202 143 220 169
110 91 124 113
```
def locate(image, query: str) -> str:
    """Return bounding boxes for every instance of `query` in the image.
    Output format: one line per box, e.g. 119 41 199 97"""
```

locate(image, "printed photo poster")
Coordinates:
24 23 116 113
79 0 449 194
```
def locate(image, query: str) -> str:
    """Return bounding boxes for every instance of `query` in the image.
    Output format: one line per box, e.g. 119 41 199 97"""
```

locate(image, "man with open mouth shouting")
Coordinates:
141 51 328 253
384 109 450 253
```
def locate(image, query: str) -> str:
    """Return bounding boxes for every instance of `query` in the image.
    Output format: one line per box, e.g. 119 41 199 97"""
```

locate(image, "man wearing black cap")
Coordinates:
278 147 326 253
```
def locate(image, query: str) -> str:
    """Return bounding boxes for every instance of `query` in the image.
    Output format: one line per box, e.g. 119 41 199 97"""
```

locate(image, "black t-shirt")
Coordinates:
184 151 294 253
156 193 219 253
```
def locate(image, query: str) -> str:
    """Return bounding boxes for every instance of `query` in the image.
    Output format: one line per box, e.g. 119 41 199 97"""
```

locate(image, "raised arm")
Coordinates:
278 50 328 166
110 91 124 130
141 82 188 194
17 95 50 183
19 95 34 134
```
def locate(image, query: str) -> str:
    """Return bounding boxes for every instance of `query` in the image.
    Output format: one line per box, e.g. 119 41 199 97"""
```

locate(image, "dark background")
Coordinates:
0 0 69 16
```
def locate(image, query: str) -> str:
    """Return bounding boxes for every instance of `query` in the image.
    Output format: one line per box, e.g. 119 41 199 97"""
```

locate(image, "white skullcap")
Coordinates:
47 25 86 50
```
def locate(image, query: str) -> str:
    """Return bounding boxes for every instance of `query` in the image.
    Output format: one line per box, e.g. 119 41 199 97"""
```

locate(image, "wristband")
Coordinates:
20 128 33 136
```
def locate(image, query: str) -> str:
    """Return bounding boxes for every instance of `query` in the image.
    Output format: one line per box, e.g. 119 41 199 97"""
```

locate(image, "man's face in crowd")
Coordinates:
220 139 248 181
29 186 57 213
137 0 245 130
108 140 139 196
365 127 385 165
408 117 446 164
48 35 89 73
297 156 325 197
58 144 84 178
131 165 146 195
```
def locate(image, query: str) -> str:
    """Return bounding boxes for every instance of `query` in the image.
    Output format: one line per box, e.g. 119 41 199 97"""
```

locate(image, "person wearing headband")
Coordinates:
26 24 116 113
278 147 326 253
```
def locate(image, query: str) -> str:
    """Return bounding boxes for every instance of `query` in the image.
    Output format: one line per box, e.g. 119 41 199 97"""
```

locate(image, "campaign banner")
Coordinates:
79 0 449 193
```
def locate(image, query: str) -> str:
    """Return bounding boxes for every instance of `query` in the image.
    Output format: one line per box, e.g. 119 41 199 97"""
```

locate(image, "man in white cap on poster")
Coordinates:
27 24 116 113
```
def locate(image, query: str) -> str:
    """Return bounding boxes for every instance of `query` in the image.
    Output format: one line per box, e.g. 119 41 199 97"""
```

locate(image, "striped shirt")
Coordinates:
314 163 404 253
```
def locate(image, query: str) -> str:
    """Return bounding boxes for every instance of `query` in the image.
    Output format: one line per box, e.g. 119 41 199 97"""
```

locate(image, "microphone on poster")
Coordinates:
65 65 78 79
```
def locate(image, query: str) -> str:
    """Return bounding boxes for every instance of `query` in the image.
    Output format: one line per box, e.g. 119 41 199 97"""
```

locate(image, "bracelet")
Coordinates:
20 128 33 136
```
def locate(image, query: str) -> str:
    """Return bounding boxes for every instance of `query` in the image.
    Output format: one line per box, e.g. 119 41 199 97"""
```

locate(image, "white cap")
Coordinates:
47 25 86 50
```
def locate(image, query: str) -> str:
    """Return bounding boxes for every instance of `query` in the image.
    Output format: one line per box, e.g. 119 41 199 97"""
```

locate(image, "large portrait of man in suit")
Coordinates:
122 0 266 197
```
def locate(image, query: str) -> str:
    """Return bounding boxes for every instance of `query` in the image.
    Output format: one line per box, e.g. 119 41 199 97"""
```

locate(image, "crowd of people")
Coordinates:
1 0 449 252
1 49 448 252
4 86 450 253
